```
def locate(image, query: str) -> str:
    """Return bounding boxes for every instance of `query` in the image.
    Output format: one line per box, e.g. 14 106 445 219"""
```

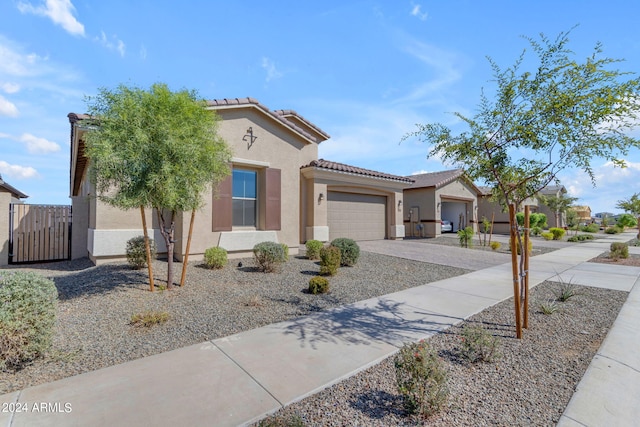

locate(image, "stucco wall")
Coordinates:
0 192 10 266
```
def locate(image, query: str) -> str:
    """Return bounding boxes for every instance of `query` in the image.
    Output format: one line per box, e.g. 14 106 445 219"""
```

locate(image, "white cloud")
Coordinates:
261 57 283 82
410 4 428 21
0 160 38 179
559 160 640 213
17 0 85 36
0 95 19 117
1 82 20 93
19 133 61 154
96 31 126 57
0 37 47 77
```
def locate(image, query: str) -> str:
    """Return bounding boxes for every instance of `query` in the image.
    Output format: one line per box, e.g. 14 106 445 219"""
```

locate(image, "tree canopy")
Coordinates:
616 193 640 216
403 28 640 338
84 83 232 287
404 29 640 209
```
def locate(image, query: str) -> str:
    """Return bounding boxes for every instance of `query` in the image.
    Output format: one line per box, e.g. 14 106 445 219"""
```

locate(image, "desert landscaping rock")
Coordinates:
0 252 469 394
256 281 627 426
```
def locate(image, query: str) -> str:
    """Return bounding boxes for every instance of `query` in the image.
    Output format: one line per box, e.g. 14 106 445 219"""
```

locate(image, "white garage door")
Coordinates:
328 192 387 241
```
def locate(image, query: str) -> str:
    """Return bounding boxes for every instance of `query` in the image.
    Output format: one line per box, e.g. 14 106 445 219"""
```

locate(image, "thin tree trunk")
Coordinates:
156 209 176 289
523 206 530 329
140 205 155 292
509 204 522 339
489 212 495 245
180 209 196 287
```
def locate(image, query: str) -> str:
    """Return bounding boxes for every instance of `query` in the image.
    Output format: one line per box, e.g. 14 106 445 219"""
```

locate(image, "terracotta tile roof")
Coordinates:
407 169 465 189
539 185 567 195
302 159 414 183
206 97 330 144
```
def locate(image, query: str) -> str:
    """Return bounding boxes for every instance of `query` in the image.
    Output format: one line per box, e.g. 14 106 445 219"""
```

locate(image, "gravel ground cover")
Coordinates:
418 233 563 256
0 252 470 395
256 281 628 426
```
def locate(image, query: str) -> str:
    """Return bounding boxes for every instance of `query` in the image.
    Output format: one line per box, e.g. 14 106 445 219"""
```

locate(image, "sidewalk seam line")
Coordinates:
595 353 640 375
210 340 285 408
7 390 20 427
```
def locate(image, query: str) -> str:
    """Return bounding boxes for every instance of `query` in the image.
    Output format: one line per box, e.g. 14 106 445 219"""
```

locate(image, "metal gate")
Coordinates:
9 204 72 264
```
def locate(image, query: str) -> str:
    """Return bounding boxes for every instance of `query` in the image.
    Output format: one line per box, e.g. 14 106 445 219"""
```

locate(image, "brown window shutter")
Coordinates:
212 174 232 231
264 168 281 230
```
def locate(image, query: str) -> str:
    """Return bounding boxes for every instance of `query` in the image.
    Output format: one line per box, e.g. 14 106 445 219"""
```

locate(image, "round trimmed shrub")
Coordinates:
610 242 629 260
0 272 58 371
305 240 323 260
126 235 157 269
489 241 501 251
204 247 227 269
280 243 289 262
253 241 285 273
319 245 341 276
549 227 566 240
330 238 360 266
308 276 330 294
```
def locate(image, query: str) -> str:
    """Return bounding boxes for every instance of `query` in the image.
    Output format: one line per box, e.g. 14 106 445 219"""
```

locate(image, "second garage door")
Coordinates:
327 192 387 241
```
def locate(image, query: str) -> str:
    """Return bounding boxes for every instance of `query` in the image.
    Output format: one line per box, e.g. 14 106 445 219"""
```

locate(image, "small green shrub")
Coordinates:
319 245 341 276
605 226 620 234
126 235 157 269
556 280 578 302
308 276 330 294
280 243 289 262
305 239 323 260
549 227 566 240
130 310 170 327
458 325 501 363
204 247 227 269
610 242 629 260
509 237 533 255
330 238 360 266
580 223 599 233
490 241 501 251
540 299 559 315
457 226 474 248
541 231 554 240
569 234 596 242
567 236 578 242
617 213 638 228
530 226 542 236
394 339 448 419
253 241 286 273
0 272 58 370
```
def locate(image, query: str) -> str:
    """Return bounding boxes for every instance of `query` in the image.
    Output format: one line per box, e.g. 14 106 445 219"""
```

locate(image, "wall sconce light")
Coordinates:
318 193 324 203
398 200 403 211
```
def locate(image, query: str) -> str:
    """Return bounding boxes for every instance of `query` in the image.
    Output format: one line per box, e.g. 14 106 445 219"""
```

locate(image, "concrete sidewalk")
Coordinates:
1 233 638 427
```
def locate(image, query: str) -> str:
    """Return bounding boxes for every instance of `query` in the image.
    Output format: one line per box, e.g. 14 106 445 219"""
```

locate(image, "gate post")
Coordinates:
0 192 11 266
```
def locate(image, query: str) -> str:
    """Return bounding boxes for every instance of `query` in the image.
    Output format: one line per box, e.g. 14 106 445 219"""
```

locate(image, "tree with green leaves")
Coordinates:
538 193 578 228
403 29 640 338
616 193 640 238
84 83 232 289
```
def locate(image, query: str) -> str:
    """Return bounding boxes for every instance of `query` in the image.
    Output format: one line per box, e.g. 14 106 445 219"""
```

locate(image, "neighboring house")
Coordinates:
403 169 481 237
537 185 568 228
69 98 411 265
0 175 28 267
477 187 542 235
572 205 592 224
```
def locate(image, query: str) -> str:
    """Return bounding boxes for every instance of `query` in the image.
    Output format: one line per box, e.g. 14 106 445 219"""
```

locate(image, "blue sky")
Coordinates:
1 1 639 214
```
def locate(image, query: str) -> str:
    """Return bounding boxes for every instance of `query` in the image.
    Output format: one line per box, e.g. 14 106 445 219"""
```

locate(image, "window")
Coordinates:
232 169 257 227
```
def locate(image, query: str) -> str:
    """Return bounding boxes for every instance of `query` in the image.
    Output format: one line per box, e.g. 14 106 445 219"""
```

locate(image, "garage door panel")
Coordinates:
328 192 386 241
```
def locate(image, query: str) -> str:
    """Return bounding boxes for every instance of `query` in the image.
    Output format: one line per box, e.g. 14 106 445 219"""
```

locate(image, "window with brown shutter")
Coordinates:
212 174 232 231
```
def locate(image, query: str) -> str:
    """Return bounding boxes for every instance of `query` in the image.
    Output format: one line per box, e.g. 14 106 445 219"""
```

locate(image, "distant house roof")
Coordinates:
301 159 415 183
407 169 482 194
206 97 330 144
0 174 28 199
539 185 567 195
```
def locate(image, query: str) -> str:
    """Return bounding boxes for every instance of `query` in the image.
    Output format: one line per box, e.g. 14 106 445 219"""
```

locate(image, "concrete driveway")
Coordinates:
358 238 513 270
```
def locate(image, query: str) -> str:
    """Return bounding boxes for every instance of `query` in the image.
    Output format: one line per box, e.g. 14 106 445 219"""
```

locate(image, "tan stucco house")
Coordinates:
69 98 411 265
402 169 481 238
0 176 28 267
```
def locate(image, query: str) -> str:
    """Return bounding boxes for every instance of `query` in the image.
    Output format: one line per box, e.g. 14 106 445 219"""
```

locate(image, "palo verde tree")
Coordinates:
84 83 232 289
403 29 640 338
538 193 578 228
616 192 640 238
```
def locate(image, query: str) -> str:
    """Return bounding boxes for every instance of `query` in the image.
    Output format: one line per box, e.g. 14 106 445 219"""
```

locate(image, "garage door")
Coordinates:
328 192 386 241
